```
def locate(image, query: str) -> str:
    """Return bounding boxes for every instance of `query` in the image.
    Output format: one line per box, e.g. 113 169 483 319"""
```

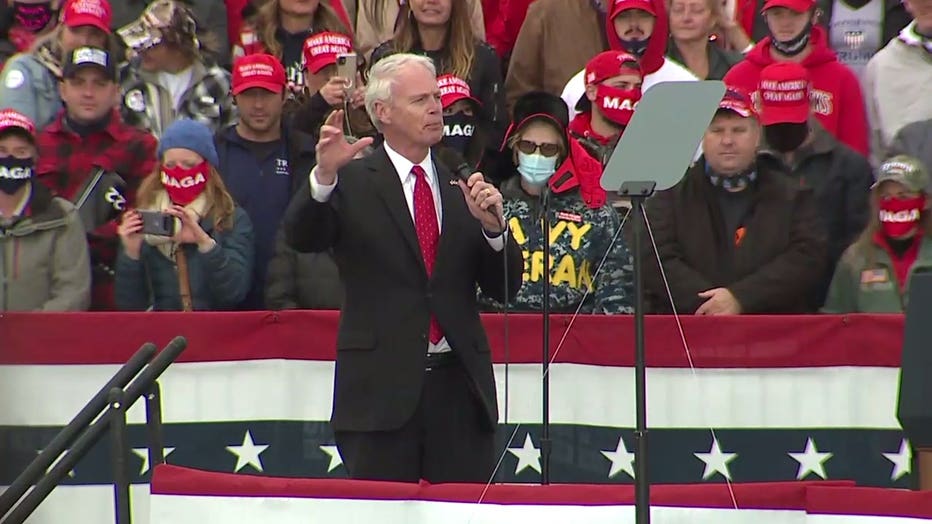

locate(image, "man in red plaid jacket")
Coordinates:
36 46 157 310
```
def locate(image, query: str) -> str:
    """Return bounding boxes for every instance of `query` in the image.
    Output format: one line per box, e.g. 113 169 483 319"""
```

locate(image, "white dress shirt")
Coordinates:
308 142 505 353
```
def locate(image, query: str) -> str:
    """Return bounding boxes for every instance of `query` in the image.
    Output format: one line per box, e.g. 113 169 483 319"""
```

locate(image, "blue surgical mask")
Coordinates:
517 151 557 186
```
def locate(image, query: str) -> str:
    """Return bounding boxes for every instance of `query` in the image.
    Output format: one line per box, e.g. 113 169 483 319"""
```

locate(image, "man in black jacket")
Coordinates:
284 53 522 483
755 62 872 307
644 88 826 315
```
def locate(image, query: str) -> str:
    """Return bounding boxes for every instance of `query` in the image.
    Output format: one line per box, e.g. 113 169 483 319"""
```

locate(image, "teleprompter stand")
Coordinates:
601 80 726 524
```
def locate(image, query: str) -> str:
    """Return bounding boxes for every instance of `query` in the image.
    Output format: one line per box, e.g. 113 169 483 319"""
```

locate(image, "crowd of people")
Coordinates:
1 0 931 315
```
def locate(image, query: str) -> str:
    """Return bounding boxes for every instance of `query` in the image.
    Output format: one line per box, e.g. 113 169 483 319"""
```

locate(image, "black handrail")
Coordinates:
1 336 187 524
108 388 132 524
0 342 157 516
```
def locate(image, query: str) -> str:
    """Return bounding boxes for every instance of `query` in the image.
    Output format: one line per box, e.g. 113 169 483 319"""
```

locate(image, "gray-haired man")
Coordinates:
284 53 523 483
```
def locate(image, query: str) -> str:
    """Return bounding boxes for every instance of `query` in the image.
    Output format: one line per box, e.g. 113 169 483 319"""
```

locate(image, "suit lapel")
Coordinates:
367 147 426 275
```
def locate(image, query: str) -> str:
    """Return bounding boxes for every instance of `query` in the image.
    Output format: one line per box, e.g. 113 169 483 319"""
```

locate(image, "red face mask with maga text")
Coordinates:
595 84 641 126
879 195 925 238
161 163 210 205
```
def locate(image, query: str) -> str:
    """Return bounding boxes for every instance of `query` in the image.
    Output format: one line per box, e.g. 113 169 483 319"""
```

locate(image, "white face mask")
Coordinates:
516 151 558 186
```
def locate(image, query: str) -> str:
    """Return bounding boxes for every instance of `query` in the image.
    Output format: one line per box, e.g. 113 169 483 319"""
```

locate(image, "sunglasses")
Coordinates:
515 140 561 158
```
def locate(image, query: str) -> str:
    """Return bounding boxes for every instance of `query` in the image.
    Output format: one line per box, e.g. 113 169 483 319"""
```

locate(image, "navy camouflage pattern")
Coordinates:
480 177 634 314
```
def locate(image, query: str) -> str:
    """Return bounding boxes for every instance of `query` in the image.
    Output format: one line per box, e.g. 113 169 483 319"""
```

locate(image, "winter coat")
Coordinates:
115 206 255 311
644 158 826 314
888 119 932 193
265 227 343 310
0 182 90 311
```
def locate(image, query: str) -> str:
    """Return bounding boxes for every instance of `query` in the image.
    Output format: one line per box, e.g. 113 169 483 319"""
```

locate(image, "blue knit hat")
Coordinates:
157 119 219 168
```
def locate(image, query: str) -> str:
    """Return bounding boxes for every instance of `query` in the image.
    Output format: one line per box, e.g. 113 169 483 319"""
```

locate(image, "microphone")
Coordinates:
435 146 474 184
436 146 505 231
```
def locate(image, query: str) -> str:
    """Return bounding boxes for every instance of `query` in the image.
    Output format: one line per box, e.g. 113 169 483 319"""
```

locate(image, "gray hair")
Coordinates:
365 53 437 132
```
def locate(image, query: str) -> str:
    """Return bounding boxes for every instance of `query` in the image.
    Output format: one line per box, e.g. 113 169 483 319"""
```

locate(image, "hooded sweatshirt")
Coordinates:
723 26 869 157
864 22 932 166
560 0 696 116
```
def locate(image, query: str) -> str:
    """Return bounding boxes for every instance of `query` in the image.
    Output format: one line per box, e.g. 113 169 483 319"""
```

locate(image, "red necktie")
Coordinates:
411 165 443 344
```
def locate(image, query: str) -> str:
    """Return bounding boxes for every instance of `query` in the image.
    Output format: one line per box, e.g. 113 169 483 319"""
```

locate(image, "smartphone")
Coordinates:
336 53 357 90
138 210 177 237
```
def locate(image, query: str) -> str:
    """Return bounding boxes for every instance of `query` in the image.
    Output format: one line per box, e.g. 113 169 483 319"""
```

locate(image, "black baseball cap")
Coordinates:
62 47 117 81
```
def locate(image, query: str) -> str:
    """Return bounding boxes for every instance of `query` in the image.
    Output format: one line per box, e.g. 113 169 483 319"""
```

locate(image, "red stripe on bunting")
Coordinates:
151 464 855 509
0 311 904 368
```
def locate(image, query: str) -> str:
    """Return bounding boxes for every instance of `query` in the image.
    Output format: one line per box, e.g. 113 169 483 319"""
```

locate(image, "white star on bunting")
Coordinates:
601 435 635 479
694 437 738 480
788 437 832 480
131 447 176 475
882 439 912 481
507 433 541 475
225 430 270 473
319 445 344 472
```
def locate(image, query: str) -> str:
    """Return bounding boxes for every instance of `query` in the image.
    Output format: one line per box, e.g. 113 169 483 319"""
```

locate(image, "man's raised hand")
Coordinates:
314 110 374 185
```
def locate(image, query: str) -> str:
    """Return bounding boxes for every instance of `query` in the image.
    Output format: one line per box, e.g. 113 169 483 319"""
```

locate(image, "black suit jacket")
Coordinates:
284 145 523 433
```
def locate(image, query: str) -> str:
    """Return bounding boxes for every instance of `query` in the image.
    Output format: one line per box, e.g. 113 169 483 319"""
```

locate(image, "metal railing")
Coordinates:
0 336 187 524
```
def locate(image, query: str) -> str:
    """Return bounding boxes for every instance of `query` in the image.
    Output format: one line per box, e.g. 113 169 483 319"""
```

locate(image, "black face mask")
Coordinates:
0 157 34 195
770 20 813 57
13 1 55 33
442 113 476 154
620 37 650 57
764 122 809 152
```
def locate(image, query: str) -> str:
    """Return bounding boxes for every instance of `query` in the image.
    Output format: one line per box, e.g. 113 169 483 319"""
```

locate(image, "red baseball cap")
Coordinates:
302 32 353 74
0 109 36 140
438 74 480 109
585 51 642 85
758 62 810 125
61 0 112 34
717 87 758 119
762 0 815 12
611 0 657 18
232 54 287 95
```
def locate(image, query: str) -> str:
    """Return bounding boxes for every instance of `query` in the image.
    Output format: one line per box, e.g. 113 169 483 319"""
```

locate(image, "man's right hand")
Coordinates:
315 110 374 185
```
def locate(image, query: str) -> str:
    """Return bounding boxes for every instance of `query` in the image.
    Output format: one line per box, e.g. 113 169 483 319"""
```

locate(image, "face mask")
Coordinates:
161 162 210 205
596 84 641 126
13 2 55 33
879 195 925 238
517 151 558 186
0 156 34 195
620 37 650 57
442 113 475 154
764 122 809 152
770 20 813 57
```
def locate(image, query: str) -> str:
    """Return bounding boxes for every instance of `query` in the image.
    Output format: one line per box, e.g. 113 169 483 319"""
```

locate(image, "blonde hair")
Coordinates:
392 2 476 80
256 0 350 59
136 165 237 232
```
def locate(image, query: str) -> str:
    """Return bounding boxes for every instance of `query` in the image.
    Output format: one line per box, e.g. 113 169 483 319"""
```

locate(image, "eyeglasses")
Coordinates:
515 140 561 158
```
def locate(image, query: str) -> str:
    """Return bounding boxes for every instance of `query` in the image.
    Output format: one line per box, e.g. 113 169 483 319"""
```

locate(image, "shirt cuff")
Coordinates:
483 228 505 252
309 166 337 202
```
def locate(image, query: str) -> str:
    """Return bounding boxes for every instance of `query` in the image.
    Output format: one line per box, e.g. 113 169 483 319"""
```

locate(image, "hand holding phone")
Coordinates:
117 210 147 260
138 209 177 237
336 53 357 91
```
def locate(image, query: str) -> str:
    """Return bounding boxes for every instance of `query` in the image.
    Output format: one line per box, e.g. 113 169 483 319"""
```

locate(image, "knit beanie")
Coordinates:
157 119 219 168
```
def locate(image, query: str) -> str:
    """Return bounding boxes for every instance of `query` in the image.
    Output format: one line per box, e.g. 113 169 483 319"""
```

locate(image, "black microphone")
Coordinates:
436 146 505 231
435 146 474 184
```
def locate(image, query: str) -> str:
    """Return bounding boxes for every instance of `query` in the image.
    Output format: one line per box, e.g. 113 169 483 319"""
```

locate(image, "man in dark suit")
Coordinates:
284 53 523 484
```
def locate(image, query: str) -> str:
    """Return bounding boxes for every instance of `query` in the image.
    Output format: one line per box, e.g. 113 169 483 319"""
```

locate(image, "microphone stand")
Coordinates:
540 186 552 485
620 181 656 524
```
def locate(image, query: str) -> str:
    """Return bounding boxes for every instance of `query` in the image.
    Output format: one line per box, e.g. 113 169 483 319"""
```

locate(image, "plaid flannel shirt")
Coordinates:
118 57 236 137
35 110 159 309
